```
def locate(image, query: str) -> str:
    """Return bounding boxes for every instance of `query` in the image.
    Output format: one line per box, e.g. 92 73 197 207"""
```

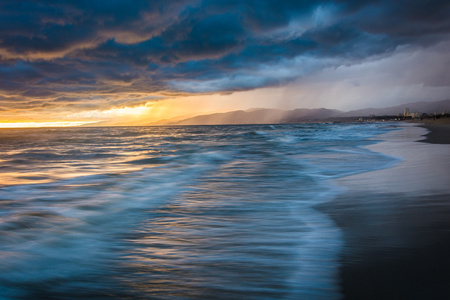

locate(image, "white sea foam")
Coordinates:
0 123 398 299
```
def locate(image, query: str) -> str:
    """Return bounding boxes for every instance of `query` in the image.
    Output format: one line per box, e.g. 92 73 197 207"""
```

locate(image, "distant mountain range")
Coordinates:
159 108 342 125
151 99 450 125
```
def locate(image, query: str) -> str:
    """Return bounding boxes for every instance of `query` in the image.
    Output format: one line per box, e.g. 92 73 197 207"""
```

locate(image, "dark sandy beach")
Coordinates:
322 124 450 299
324 192 450 299
420 124 450 144
410 118 450 144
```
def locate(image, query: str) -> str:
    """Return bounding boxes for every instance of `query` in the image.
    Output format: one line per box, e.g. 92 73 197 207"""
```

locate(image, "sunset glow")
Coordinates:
0 1 449 125
0 121 96 128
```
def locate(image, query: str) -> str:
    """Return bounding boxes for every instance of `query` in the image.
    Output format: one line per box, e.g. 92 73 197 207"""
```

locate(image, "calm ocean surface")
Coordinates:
0 123 399 299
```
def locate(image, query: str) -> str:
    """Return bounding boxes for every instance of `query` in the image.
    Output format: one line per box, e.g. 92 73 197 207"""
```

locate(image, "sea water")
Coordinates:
0 123 400 299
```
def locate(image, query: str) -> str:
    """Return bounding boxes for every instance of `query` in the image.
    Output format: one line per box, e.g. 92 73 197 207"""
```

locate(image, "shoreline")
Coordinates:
409 118 450 144
420 124 450 144
323 123 450 299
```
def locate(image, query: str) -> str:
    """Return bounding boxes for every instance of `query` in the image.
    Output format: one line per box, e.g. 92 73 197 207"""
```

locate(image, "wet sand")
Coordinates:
323 192 450 299
410 118 450 144
322 123 450 299
420 124 450 144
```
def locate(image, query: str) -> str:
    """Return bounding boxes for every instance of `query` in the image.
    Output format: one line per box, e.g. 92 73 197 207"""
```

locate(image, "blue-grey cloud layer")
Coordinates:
0 0 449 110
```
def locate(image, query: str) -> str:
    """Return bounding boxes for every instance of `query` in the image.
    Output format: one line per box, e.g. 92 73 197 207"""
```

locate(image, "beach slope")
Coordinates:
322 124 450 299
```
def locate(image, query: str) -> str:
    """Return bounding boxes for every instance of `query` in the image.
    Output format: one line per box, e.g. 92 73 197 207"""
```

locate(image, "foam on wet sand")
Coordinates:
321 123 450 299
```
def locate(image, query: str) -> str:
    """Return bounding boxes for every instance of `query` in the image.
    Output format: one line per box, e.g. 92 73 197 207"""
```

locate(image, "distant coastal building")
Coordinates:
401 107 420 118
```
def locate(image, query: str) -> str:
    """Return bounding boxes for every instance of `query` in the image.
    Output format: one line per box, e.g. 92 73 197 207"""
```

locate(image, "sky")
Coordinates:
0 0 449 126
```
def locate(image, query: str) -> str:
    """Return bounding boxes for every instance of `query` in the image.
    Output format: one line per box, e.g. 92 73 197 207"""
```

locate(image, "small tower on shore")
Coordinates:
404 107 410 117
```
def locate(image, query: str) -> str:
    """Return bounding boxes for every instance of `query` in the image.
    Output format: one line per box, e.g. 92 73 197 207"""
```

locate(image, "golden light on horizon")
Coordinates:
100 105 152 117
0 90 296 128
0 121 96 128
66 103 154 120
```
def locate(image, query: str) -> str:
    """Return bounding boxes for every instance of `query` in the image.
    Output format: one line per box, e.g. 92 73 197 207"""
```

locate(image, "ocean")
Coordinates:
0 123 400 299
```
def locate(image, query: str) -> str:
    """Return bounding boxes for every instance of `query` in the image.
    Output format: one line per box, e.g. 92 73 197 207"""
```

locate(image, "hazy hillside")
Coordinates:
172 108 342 125
150 99 450 125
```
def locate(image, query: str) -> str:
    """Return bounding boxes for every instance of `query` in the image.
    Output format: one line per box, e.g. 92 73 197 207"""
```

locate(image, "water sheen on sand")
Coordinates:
0 123 398 299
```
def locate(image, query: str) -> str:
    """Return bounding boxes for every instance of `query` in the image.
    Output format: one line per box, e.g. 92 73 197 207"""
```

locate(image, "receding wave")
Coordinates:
0 123 399 299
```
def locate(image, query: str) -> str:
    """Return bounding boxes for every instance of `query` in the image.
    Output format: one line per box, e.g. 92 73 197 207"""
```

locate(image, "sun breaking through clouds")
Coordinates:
0 0 449 125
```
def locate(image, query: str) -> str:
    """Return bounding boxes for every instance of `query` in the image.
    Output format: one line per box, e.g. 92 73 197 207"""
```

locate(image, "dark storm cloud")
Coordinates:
0 0 449 109
0 0 193 55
